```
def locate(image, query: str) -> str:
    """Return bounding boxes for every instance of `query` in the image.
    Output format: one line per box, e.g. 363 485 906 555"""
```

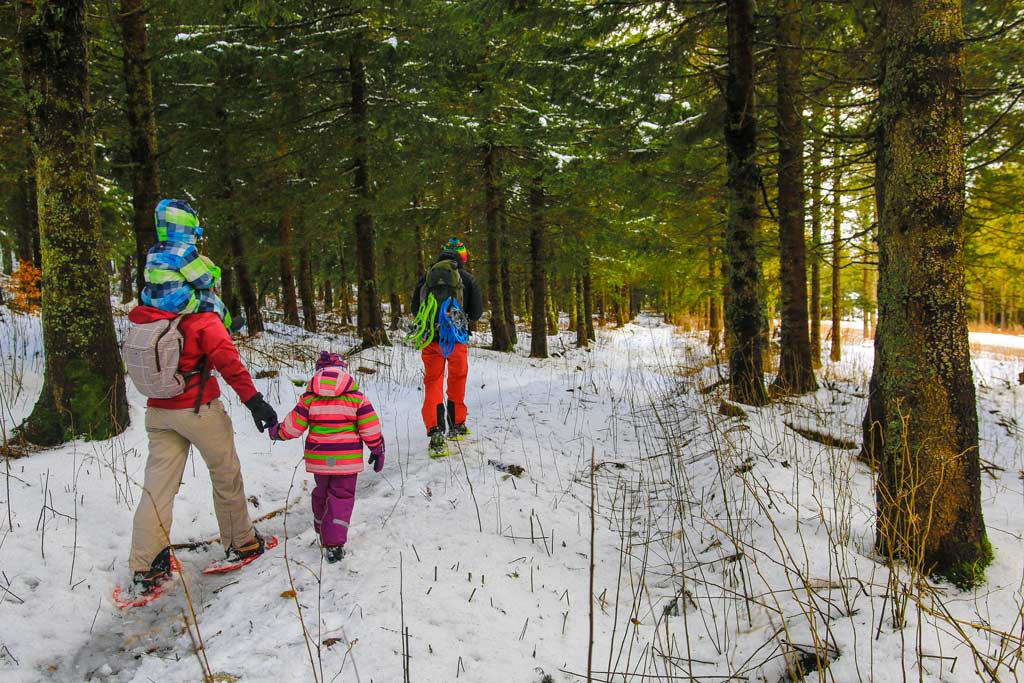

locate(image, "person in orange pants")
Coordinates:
411 238 483 456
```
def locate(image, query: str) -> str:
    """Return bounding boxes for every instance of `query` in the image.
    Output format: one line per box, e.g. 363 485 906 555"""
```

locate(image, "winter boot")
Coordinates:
325 545 346 564
225 529 266 563
133 546 174 593
428 428 449 458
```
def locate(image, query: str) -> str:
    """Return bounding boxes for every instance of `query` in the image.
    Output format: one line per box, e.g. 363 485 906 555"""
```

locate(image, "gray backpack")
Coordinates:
123 316 196 398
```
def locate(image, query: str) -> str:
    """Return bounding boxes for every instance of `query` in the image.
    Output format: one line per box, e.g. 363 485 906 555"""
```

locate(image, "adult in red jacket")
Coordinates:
126 306 278 590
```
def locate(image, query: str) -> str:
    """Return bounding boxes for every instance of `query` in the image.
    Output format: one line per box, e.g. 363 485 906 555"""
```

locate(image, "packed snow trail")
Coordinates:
2 312 1024 682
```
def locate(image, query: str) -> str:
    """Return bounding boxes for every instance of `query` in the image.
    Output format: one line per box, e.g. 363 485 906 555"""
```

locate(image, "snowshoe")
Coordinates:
113 549 181 609
446 423 470 441
203 532 278 575
428 428 449 458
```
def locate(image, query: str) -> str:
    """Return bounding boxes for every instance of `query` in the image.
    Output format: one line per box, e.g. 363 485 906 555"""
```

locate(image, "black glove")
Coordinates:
245 393 278 433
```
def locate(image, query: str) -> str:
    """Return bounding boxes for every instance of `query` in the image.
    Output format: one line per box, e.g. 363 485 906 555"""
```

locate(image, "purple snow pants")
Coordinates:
312 473 358 546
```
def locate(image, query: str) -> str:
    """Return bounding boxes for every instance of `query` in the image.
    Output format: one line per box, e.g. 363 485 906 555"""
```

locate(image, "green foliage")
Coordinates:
942 534 993 591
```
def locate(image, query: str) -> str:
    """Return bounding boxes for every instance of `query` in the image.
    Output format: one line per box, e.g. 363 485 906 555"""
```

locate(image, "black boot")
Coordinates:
133 546 174 592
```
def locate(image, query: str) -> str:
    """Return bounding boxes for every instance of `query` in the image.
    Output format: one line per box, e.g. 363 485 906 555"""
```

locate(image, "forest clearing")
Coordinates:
2 0 1024 682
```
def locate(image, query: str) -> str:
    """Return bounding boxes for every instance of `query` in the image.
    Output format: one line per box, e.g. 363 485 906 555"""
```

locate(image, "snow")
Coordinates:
1 310 1023 682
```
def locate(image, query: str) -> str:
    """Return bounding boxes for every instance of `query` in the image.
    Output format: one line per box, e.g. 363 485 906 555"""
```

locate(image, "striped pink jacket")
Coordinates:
276 366 385 475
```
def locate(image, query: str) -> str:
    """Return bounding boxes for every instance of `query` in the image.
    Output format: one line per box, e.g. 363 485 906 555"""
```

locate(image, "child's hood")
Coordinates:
155 198 203 245
308 366 359 397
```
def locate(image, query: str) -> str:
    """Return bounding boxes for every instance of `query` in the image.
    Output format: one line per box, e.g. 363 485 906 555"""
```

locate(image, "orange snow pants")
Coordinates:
421 342 468 433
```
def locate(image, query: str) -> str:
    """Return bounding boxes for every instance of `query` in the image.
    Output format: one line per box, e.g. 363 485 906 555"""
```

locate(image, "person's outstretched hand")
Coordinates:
368 449 385 473
268 422 282 441
245 393 278 433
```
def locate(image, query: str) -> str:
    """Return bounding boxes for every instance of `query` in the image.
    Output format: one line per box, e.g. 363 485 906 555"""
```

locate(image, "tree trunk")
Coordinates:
575 274 587 347
809 119 823 367
17 0 128 445
772 0 817 395
864 0 989 588
484 143 512 350
278 208 300 325
708 246 721 350
830 106 844 361
413 197 426 276
528 181 548 358
583 256 595 342
118 0 161 303
500 210 518 345
213 65 262 335
338 248 352 325
547 289 558 336
567 278 578 332
324 278 334 310
229 228 262 334
119 255 134 304
222 261 238 318
723 0 768 405
977 283 984 327
389 291 402 330
350 34 388 348
14 159 40 266
298 241 317 333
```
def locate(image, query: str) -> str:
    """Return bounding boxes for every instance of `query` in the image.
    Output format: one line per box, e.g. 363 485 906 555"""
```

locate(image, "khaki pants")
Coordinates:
129 399 254 572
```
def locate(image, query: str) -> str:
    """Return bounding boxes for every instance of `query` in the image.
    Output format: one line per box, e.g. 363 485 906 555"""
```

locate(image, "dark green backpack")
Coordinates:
421 259 464 309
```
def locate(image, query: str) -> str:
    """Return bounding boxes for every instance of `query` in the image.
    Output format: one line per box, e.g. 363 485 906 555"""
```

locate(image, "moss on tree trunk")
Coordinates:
864 0 989 588
17 0 128 445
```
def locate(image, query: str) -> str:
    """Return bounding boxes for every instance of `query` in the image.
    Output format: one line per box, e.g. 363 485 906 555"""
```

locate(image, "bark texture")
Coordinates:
17 0 129 445
809 126 823 367
864 0 989 588
278 208 300 326
484 143 512 351
350 34 388 347
771 0 817 395
118 0 161 302
298 240 317 332
723 0 768 405
528 182 547 358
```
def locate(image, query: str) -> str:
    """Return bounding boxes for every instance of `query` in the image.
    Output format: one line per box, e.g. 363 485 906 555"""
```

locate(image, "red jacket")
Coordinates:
127 306 259 409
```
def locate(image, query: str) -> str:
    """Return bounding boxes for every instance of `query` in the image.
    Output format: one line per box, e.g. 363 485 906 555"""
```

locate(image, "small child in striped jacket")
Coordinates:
269 352 385 563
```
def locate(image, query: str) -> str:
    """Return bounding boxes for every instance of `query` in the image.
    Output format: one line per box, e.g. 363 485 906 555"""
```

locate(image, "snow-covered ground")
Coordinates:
1 309 1022 682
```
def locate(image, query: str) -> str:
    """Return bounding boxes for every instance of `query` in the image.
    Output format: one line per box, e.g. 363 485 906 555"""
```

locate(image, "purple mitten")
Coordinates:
368 449 385 473
268 423 281 441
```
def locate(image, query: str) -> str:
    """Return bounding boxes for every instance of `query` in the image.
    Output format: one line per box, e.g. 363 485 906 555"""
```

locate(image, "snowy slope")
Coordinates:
1 310 1022 683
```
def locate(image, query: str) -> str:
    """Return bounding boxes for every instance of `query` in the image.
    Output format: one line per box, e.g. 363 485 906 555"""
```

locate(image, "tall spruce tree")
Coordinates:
17 0 128 445
771 0 816 395
864 0 990 588
723 0 768 405
118 0 160 301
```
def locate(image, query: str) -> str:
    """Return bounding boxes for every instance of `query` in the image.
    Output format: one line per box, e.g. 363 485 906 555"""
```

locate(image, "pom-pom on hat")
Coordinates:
315 351 347 371
441 237 468 264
